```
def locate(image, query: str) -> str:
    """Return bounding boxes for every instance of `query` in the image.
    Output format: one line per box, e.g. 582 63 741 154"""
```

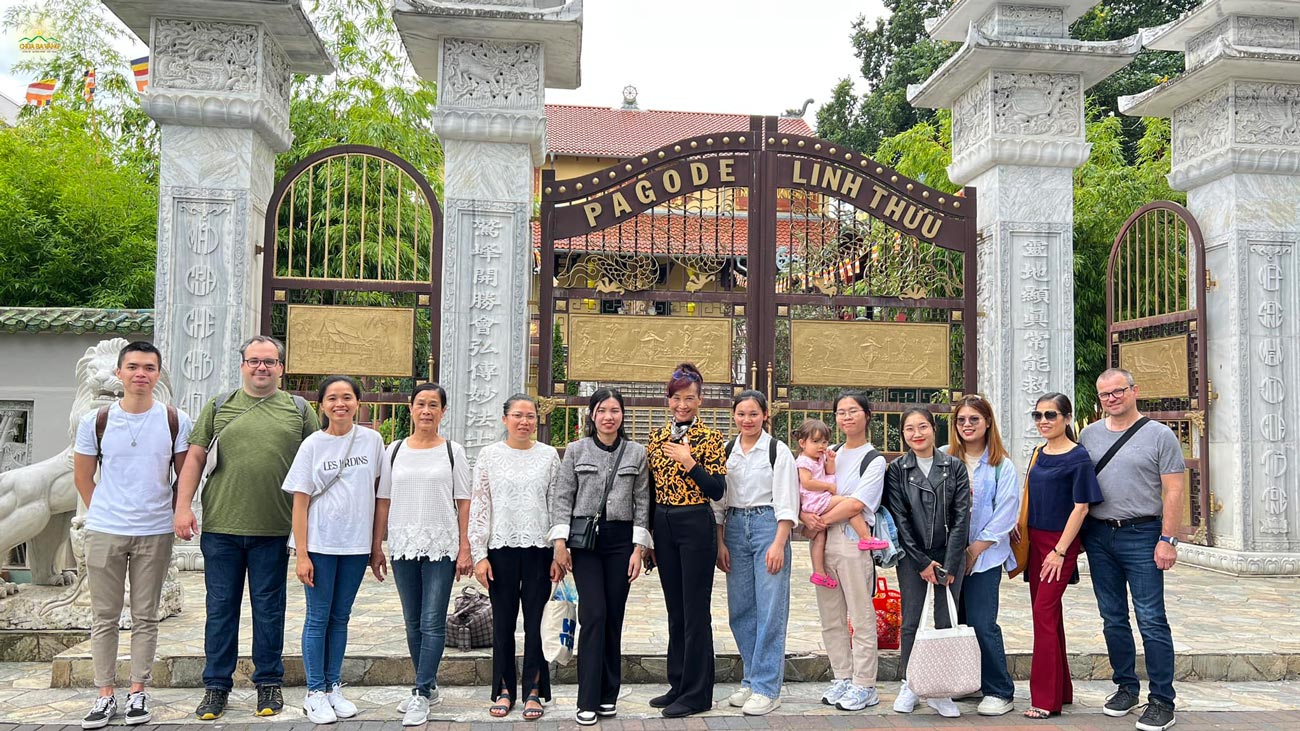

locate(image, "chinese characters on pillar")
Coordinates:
176 199 229 416
464 217 507 447
1251 244 1290 536
1019 238 1051 456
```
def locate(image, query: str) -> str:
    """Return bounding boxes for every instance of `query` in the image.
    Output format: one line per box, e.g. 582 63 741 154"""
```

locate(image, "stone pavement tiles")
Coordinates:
30 550 1300 687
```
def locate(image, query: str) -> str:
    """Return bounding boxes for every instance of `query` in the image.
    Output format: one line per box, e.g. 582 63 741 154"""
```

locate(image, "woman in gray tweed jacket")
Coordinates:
548 388 651 726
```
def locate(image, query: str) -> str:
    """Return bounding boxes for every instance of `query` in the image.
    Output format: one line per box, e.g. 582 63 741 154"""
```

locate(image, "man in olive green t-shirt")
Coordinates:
173 336 319 721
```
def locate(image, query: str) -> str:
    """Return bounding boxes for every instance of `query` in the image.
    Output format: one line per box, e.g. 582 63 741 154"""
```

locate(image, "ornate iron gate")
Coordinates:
538 117 977 451
1106 201 1211 545
262 145 442 435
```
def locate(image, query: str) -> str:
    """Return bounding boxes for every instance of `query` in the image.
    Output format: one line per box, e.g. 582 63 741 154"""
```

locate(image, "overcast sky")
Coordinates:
1 1 886 125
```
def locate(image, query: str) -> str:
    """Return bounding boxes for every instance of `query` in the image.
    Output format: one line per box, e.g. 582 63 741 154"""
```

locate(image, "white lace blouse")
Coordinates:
468 440 560 563
377 439 470 561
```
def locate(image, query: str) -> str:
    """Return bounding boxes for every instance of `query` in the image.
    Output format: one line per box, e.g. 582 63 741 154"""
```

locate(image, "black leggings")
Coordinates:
572 520 634 712
486 546 552 702
653 504 716 711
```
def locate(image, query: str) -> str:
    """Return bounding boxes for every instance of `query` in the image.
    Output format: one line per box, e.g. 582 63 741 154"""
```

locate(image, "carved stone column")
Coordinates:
909 1 1139 462
1121 0 1300 574
394 0 582 458
102 1 332 568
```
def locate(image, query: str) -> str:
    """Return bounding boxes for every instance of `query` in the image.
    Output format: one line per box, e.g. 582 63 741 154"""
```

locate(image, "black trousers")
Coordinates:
572 520 635 712
486 546 552 701
653 503 716 711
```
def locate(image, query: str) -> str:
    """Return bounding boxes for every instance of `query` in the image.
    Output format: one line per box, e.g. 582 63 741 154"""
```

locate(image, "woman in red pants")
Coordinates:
1021 393 1103 719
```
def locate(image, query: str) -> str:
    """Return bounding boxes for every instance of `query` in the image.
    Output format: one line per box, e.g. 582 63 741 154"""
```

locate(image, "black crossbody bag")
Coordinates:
568 439 628 551
1094 417 1151 475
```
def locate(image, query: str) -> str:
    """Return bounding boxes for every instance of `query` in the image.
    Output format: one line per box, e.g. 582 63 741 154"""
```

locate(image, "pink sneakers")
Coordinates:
810 573 839 588
858 537 889 551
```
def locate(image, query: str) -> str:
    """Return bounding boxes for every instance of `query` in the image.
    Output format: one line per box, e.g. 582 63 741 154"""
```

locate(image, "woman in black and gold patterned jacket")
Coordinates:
645 362 727 718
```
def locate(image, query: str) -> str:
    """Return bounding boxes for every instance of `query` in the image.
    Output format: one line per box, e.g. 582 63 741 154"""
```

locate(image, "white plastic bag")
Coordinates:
542 576 578 664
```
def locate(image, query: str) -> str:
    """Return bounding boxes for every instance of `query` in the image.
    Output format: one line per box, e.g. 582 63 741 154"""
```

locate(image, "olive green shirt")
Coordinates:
189 390 320 536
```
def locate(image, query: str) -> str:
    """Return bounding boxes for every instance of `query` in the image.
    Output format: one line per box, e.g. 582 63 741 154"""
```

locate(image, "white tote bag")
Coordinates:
905 582 981 699
541 577 578 664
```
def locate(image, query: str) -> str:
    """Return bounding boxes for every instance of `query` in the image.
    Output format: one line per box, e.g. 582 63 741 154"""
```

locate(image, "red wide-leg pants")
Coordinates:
1027 528 1082 713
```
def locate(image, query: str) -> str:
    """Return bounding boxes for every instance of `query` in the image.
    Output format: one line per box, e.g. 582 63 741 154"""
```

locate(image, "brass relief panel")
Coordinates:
1118 335 1189 400
286 304 414 377
790 321 950 388
567 314 732 383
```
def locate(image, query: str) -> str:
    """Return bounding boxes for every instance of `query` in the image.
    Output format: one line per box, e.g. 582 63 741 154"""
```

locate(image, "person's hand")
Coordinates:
716 542 731 573
965 543 988 575
765 540 786 575
920 560 940 585
662 437 697 471
553 541 572 573
1010 525 1022 545
174 506 198 541
643 548 656 574
296 554 315 587
474 558 493 589
800 511 827 533
1155 540 1178 571
369 548 387 582
628 546 643 583
549 559 566 583
456 544 473 579
1040 549 1065 583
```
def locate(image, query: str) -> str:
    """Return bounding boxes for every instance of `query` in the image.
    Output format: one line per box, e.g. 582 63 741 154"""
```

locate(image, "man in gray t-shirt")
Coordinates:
1078 368 1184 731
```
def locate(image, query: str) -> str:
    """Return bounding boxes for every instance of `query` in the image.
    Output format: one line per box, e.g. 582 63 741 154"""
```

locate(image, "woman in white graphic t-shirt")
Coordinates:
282 375 385 725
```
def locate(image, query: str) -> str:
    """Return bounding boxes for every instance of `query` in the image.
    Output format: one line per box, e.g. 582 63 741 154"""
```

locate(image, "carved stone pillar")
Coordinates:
394 0 582 458
909 1 1139 462
1121 0 1300 573
102 1 332 568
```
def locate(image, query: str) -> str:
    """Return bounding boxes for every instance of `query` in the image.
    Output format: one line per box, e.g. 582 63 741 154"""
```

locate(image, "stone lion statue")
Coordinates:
0 338 173 598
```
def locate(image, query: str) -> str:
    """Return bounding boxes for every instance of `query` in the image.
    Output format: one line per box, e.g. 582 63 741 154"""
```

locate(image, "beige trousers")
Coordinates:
814 530 879 688
86 530 174 688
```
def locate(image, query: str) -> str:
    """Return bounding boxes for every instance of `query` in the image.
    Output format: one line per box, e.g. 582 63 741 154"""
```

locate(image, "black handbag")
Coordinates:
568 440 627 551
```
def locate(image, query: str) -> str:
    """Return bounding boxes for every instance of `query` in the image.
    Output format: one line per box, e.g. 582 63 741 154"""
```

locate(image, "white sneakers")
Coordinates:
327 684 357 718
727 686 753 707
303 690 337 724
893 680 918 713
820 678 853 705
742 694 781 716
402 694 430 727
978 696 1014 716
926 697 961 718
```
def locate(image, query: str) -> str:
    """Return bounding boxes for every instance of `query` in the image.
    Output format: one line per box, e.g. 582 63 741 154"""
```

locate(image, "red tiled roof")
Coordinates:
533 215 835 256
545 104 815 158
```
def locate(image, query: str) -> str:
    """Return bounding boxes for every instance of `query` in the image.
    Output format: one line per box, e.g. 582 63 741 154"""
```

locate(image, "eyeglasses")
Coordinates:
1031 410 1063 422
243 358 282 368
954 415 983 426
835 408 865 417
1098 386 1132 401
507 412 538 422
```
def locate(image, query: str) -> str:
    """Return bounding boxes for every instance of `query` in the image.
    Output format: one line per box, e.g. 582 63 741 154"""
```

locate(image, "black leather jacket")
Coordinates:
884 450 971 575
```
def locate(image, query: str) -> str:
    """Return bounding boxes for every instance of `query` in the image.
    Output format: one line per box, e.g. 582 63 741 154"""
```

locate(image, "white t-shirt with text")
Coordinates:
74 402 193 537
282 425 385 555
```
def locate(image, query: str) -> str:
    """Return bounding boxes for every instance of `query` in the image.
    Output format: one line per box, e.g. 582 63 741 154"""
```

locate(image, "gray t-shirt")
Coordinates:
1079 418 1184 521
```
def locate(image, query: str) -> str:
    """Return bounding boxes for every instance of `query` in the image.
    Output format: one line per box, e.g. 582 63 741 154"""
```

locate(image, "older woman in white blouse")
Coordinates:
470 394 562 721
712 390 800 717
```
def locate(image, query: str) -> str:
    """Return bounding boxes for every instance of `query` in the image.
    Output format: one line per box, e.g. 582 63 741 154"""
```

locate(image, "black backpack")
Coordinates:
725 435 780 467
832 442 884 476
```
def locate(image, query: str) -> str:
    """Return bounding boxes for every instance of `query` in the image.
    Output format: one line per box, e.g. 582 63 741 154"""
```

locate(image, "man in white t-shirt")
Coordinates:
72 341 192 729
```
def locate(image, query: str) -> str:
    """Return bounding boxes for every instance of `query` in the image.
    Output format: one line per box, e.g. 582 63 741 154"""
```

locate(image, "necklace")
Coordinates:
124 405 153 447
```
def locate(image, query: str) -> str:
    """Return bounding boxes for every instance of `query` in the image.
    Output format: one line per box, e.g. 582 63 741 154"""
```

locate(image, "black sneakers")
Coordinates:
124 691 152 725
195 688 228 720
81 695 117 729
256 684 284 716
1136 700 1177 731
1104 688 1141 717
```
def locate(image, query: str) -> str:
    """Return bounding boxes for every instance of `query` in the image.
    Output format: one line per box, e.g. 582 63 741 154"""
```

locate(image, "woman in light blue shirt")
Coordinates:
943 395 1019 716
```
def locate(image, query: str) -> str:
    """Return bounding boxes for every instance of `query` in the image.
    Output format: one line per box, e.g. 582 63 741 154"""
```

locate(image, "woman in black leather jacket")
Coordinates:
884 407 971 718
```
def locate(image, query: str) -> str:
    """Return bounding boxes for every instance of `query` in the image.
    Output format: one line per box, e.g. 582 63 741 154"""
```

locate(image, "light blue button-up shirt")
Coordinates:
943 446 1021 574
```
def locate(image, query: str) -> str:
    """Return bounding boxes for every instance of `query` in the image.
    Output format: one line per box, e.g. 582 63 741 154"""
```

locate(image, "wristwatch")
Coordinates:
1159 535 1179 547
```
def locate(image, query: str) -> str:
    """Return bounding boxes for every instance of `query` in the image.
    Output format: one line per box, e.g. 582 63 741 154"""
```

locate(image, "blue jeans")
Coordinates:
392 557 456 697
1082 519 1176 707
959 566 1015 700
200 532 289 691
301 553 369 692
723 506 791 699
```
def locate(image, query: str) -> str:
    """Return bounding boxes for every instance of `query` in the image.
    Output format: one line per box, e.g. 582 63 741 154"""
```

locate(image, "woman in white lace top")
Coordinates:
370 383 471 726
470 394 562 720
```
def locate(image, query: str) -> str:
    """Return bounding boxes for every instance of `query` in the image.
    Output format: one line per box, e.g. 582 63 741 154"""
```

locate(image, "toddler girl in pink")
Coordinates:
795 418 887 588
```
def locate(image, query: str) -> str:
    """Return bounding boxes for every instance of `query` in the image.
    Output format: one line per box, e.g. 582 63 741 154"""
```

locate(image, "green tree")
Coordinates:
0 106 158 307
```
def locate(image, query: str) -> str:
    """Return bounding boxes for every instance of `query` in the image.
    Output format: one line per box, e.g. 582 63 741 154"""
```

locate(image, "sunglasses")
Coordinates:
954 415 983 425
1031 410 1063 422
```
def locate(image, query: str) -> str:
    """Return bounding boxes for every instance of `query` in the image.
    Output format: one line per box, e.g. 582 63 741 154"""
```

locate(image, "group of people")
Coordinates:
73 337 1184 731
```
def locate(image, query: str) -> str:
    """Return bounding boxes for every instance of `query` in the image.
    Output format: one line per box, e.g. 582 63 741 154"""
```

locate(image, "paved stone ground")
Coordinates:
25 552 1300 687
1 674 1299 727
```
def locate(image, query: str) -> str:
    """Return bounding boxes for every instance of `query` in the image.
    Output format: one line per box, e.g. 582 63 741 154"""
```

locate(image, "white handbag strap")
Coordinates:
918 580 960 630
